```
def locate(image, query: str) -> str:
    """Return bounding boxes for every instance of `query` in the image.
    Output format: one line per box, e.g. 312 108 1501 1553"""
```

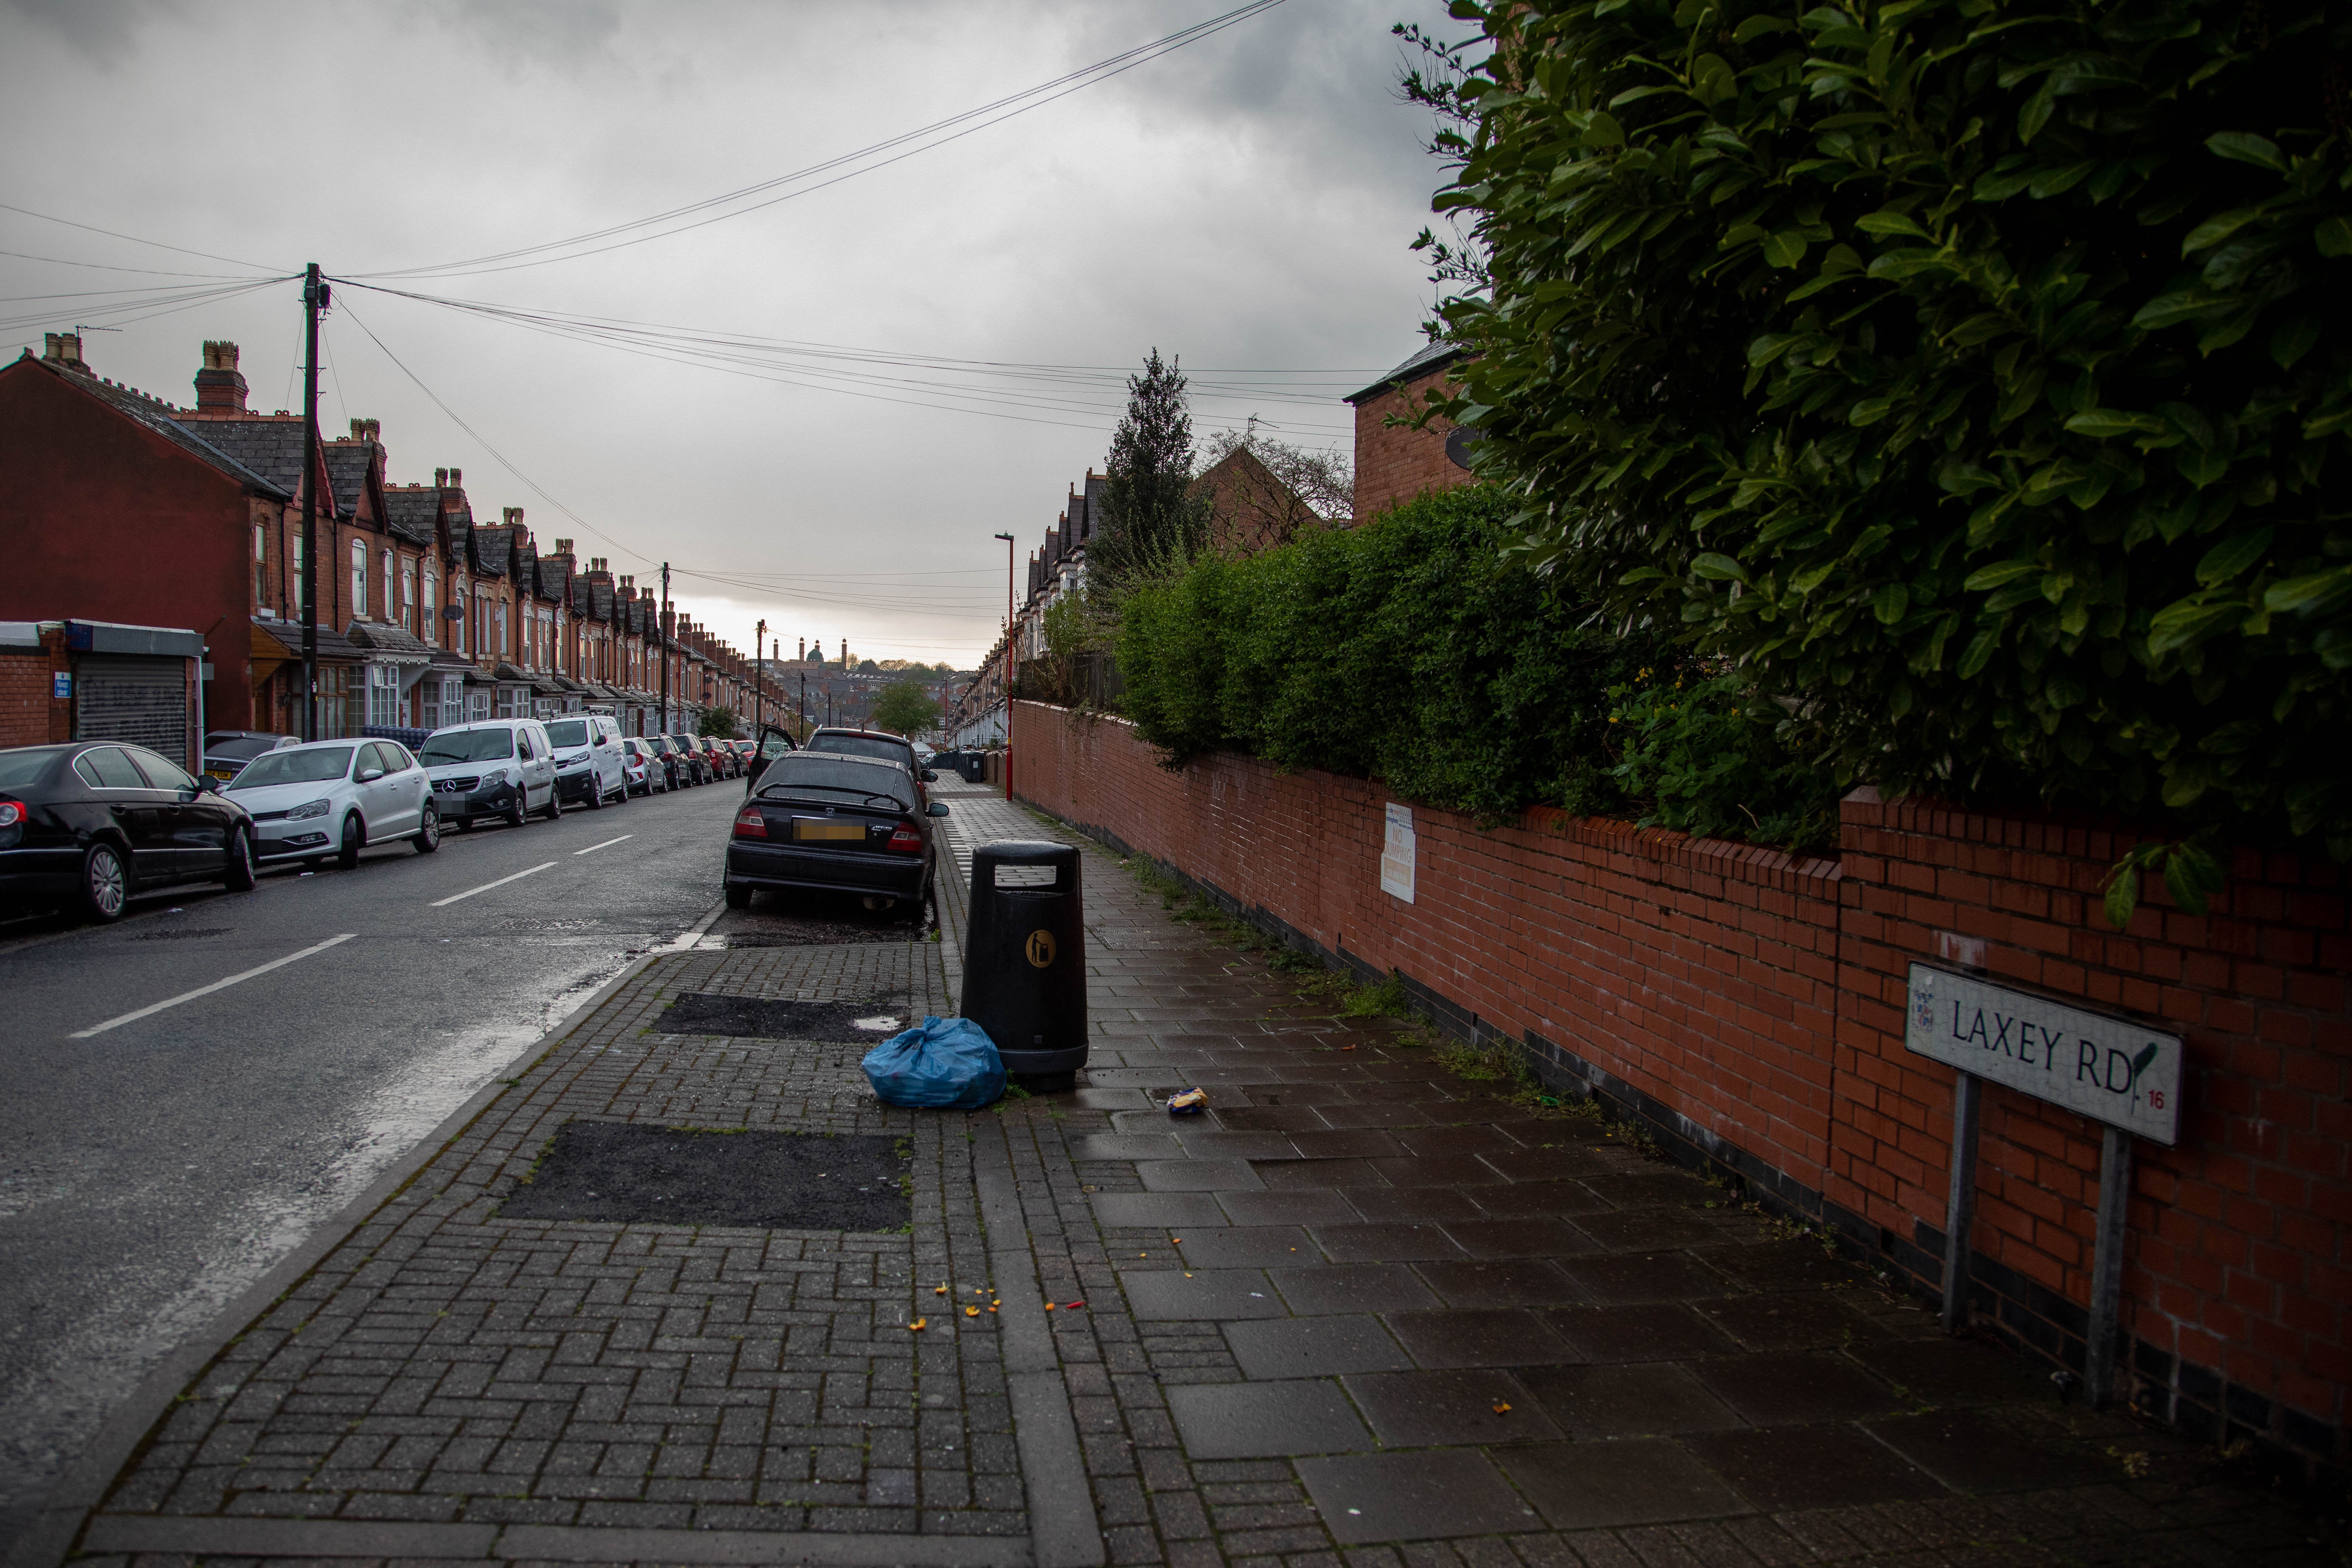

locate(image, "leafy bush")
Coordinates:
1591 669 1835 848
1115 484 1837 841
1416 0 2352 857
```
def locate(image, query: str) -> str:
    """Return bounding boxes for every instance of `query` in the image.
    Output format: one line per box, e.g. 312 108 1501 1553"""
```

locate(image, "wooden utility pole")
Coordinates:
299 264 327 740
754 617 766 735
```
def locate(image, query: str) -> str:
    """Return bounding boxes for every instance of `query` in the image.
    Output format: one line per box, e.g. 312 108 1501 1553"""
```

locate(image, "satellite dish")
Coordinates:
1444 424 1485 472
441 604 463 620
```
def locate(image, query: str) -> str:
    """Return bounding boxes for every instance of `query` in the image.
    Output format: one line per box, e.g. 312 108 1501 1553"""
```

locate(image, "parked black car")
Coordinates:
745 725 798 791
802 728 938 808
0 741 258 922
201 730 300 784
665 734 711 786
724 751 947 921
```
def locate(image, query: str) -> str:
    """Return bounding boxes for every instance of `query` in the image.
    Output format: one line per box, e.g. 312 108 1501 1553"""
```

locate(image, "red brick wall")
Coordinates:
1011 701 2348 1475
0 633 69 749
1351 366 1470 521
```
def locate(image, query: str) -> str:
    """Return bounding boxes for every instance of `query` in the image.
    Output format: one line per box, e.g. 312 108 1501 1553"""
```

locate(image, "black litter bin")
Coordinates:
957 753 988 784
961 840 1086 1090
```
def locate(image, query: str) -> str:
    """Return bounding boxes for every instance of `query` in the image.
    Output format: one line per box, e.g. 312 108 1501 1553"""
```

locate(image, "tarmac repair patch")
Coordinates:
498 1122 912 1231
656 992 908 1041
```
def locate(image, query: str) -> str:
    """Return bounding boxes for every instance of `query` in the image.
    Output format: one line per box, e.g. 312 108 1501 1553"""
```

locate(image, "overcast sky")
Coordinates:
2 0 1453 667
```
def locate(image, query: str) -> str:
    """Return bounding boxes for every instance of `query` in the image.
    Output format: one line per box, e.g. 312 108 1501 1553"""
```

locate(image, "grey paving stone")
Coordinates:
1310 1224 1468 1264
1071 1134 1188 1162
1691 1292 1891 1352
1295 1450 1543 1545
1336 1186 1485 1224
1219 1189 1359 1227
1254 1158 1388 1191
1176 1227 1320 1269
1464 1182 1616 1220
1513 1364 1745 1439
1094 1192 1230 1230
1270 1265 1438 1318
1693 1354 1902 1425
1139 1160 1264 1192
1865 1410 2116 1494
1539 1304 1736 1364
1556 1253 1728 1306
1343 1368 1563 1446
1165 1380 1372 1461
1495 1439 1752 1530
1223 1317 1412 1379
1571 1210 1722 1251
1413 1260 1585 1309
1383 1309 1578 1370
1683 1427 1948 1510
1436 1219 1600 1261
1847 1339 2054 1407
1120 1270 1287 1322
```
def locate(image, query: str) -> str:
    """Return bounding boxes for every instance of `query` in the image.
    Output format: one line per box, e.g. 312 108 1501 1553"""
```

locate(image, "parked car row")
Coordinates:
0 719 758 924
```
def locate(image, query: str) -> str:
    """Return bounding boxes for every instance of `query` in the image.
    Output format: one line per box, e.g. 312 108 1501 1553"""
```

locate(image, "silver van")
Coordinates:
545 713 628 810
415 718 560 830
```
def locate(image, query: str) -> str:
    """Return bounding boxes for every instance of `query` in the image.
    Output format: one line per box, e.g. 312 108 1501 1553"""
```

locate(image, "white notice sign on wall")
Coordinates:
1380 803 1415 903
1904 963 2183 1146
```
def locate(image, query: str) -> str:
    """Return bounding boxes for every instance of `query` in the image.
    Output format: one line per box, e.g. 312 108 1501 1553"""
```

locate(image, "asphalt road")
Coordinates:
0 774 748 1547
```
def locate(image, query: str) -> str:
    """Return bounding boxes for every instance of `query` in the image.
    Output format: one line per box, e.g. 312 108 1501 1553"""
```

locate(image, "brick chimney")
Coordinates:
193 341 246 412
434 467 449 487
42 332 89 374
448 467 462 487
346 416 380 444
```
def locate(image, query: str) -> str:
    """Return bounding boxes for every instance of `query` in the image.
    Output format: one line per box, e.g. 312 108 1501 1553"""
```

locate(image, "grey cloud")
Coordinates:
1 0 180 66
405 0 624 72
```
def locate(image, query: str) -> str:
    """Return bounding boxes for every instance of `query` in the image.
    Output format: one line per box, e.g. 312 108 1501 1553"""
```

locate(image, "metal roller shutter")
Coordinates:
77 655 187 762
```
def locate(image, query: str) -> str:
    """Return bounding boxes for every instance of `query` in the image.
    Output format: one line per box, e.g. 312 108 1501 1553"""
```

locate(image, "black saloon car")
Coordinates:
0 742 258 922
723 751 948 920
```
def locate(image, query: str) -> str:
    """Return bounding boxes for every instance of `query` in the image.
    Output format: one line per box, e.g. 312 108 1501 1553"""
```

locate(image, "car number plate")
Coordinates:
208 769 234 781
793 821 866 842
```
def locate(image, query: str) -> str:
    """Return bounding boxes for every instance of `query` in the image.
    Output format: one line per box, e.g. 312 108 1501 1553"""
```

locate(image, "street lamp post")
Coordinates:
994 531 1015 799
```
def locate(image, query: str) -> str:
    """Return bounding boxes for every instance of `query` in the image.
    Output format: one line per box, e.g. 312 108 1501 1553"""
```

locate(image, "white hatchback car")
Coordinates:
224 738 438 867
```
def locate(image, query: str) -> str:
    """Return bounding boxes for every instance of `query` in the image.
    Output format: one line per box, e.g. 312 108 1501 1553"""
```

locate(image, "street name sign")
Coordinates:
1904 963 2182 1146
1380 804 1415 904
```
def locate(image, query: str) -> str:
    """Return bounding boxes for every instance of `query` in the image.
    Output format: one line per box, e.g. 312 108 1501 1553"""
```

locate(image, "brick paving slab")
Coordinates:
51 780 2340 1567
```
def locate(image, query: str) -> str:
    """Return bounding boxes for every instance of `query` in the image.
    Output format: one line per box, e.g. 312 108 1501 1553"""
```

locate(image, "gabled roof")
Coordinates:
5 356 296 501
168 414 313 497
345 620 432 662
1346 341 1466 405
472 525 511 576
323 442 379 522
383 487 443 546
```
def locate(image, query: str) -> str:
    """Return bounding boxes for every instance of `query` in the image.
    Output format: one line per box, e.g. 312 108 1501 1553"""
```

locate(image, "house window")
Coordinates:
468 688 491 721
400 558 414 628
366 664 401 728
422 569 437 645
382 549 394 621
350 540 367 621
253 524 269 611
292 535 307 614
496 603 508 659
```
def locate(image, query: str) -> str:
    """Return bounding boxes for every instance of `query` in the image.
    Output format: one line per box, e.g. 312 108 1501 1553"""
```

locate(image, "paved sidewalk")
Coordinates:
41 780 2336 1566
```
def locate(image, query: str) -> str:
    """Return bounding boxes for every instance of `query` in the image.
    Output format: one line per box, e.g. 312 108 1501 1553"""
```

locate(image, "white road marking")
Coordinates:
573 835 634 856
431 861 558 907
70 933 358 1039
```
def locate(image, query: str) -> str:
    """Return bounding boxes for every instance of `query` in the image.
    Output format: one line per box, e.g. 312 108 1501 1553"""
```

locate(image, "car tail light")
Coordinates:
0 798 21 828
732 805 768 839
886 821 923 854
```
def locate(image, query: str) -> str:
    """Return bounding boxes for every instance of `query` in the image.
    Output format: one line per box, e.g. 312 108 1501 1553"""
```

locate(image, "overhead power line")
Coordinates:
345 0 1287 282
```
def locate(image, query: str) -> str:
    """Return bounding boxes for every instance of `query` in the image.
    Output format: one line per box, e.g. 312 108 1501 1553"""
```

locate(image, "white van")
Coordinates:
415 718 560 830
545 713 628 810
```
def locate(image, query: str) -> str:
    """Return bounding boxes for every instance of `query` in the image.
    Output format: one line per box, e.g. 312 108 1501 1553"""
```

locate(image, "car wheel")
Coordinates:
336 813 363 870
506 794 529 828
724 881 754 909
79 842 129 923
413 801 441 854
222 826 257 892
543 786 563 822
586 777 605 810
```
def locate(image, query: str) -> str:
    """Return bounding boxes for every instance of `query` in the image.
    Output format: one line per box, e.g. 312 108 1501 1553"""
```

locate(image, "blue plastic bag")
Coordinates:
863 1016 1006 1110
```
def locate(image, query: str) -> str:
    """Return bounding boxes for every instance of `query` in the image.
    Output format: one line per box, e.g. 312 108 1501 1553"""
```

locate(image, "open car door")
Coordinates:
747 724 797 790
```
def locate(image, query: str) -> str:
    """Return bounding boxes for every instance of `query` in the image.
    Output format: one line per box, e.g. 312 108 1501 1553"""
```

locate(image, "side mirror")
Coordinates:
927 802 950 817
195 776 221 795
922 769 939 782
358 767 385 783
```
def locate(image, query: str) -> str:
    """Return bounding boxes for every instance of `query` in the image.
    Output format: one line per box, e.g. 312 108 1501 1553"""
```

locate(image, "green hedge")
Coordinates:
1115 486 1838 845
1417 0 2352 860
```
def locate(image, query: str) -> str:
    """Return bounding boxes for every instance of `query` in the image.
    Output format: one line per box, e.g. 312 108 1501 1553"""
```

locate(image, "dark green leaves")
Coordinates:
1415 0 2352 864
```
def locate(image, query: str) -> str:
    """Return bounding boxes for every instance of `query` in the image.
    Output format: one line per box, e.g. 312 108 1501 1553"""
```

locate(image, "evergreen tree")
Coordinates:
1094 348 1209 586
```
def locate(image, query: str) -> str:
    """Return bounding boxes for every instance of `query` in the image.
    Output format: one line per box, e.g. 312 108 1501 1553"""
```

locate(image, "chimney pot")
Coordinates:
435 467 449 487
193 339 245 412
449 467 462 486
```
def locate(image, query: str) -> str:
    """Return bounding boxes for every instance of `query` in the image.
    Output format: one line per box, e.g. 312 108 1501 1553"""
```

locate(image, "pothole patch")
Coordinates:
497 1121 912 1230
656 992 909 1041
